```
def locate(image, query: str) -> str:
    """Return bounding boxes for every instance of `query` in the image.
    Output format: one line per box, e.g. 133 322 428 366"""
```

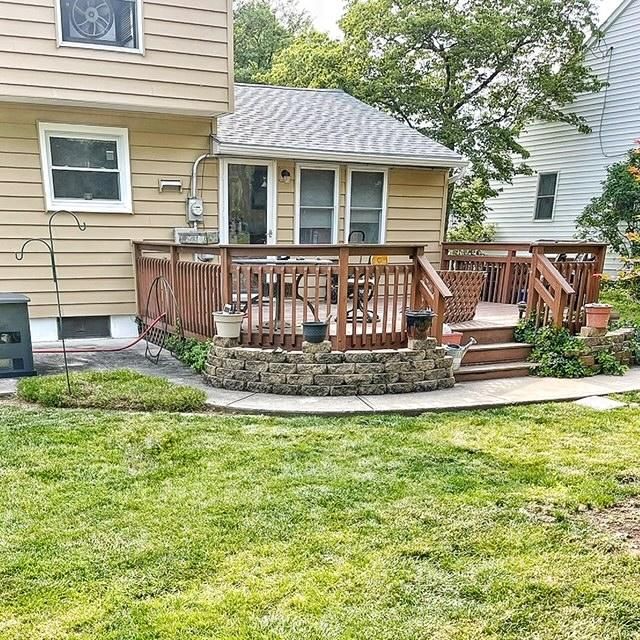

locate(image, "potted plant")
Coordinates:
213 304 245 339
585 303 612 330
302 315 330 344
441 331 464 346
405 308 435 339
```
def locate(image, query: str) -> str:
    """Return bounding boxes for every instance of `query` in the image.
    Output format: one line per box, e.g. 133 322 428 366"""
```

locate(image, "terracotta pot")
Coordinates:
441 332 464 346
585 303 612 330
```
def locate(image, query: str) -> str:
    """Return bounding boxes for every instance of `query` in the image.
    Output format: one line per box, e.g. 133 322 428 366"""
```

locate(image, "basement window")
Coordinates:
534 172 559 221
58 316 111 339
39 123 132 213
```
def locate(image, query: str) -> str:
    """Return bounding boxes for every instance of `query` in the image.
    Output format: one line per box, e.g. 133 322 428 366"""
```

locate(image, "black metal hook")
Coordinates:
48 210 87 240
15 238 54 262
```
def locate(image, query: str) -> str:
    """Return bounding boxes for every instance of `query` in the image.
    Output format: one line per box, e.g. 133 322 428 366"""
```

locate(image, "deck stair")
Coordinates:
453 324 536 382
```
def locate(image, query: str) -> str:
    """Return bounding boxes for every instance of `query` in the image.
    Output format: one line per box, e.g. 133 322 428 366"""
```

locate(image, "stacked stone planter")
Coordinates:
577 327 637 368
204 338 455 396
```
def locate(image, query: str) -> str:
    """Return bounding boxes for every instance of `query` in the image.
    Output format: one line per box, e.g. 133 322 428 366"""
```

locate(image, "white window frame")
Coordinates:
533 171 560 222
54 0 145 55
294 164 340 245
345 166 388 244
219 158 278 245
38 122 133 214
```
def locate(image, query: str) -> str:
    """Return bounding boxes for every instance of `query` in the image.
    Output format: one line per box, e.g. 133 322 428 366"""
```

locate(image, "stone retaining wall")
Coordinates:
577 327 637 368
204 338 455 396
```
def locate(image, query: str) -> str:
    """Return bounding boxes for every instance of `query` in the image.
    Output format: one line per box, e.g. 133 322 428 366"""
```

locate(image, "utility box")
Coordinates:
0 293 36 379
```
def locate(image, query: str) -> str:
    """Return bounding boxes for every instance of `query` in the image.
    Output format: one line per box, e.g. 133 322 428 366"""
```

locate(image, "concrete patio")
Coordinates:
1 338 639 415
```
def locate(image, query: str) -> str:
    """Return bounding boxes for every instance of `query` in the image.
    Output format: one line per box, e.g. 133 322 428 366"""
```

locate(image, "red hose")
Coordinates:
33 314 167 354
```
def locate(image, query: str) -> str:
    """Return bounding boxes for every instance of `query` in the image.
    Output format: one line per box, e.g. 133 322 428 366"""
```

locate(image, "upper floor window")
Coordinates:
534 172 558 221
296 167 339 244
38 123 133 214
347 169 387 243
57 0 142 52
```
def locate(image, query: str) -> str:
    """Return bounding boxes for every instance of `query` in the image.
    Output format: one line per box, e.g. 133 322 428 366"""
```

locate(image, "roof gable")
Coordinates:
216 84 465 168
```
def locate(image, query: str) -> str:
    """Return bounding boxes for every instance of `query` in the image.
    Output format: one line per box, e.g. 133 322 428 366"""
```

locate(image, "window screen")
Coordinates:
349 171 385 243
299 169 336 244
534 172 558 221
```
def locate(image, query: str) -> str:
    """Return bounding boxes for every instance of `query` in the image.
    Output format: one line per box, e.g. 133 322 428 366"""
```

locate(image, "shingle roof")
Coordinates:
216 84 465 168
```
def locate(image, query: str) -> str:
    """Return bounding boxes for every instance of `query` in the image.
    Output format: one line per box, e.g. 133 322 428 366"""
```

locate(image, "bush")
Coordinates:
515 318 629 377
17 370 207 412
166 336 211 373
515 319 592 378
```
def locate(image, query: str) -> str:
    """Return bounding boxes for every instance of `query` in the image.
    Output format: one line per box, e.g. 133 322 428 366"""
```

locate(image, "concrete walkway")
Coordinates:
1 338 639 416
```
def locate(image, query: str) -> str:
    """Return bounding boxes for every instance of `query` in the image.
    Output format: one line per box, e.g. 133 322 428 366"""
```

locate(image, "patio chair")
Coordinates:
437 270 487 324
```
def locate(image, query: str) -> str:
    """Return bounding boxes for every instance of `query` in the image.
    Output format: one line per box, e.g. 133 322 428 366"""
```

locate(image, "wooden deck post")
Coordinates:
411 245 425 309
220 247 232 308
500 249 516 304
336 246 349 351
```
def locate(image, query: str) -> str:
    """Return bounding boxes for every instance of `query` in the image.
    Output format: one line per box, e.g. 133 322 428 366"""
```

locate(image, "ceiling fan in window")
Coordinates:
60 0 137 48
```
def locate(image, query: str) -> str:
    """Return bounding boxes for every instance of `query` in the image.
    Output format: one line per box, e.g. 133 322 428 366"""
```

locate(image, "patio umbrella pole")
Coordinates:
15 211 87 394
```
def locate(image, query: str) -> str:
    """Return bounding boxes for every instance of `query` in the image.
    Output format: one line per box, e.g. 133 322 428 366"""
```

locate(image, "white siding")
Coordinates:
486 0 640 270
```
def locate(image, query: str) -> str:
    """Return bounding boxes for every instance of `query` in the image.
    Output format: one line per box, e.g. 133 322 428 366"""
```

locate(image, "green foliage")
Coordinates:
4 402 640 637
516 318 631 377
577 147 640 258
264 0 602 192
233 0 312 83
577 145 640 301
447 178 498 241
601 282 640 326
166 335 211 374
17 370 207 412
595 349 628 376
515 319 592 378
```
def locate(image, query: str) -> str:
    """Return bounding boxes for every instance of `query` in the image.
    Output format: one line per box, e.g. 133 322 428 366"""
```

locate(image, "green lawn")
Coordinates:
2 401 640 639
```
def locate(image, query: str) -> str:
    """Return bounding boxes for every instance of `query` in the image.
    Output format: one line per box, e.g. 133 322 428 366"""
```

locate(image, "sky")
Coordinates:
297 0 622 37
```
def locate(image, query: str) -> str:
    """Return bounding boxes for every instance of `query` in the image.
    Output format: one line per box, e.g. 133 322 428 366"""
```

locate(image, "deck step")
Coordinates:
455 361 537 383
464 342 532 365
455 325 517 345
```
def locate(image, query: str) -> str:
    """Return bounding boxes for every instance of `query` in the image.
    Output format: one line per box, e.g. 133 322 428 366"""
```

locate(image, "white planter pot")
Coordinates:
213 312 244 339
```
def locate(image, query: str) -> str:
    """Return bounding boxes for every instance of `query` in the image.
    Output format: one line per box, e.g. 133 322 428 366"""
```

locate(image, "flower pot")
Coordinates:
302 320 329 344
441 331 464 346
405 309 435 340
585 303 612 330
213 312 244 339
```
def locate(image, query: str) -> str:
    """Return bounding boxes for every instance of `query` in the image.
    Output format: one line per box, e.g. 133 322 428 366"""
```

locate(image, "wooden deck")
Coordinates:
449 302 521 331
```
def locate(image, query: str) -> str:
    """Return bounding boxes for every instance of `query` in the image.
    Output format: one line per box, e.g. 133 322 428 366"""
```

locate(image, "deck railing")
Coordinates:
441 241 607 332
133 242 440 350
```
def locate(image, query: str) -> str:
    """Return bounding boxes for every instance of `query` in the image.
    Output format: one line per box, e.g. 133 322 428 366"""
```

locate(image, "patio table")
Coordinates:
232 256 336 324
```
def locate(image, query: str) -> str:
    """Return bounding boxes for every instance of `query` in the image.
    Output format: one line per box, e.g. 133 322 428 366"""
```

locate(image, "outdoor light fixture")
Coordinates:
280 169 291 183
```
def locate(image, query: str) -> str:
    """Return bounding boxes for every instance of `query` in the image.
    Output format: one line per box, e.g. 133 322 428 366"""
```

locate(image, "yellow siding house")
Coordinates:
0 0 464 341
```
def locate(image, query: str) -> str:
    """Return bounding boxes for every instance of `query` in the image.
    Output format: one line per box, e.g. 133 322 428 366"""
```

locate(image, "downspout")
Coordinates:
188 135 221 230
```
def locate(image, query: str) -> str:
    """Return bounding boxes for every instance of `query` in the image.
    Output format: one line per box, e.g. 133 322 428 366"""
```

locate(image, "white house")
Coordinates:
486 0 640 270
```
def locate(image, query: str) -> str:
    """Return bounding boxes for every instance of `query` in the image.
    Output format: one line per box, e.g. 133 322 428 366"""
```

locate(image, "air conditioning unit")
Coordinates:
60 0 137 48
174 228 219 246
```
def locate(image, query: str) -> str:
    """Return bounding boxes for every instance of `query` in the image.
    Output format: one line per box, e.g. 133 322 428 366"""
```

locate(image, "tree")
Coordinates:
233 0 312 84
264 0 603 227
577 145 640 298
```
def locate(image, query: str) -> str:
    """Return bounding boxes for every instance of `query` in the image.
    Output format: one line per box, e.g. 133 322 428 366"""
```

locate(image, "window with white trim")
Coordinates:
297 167 338 244
348 170 387 243
534 172 558 221
39 123 132 213
57 0 142 51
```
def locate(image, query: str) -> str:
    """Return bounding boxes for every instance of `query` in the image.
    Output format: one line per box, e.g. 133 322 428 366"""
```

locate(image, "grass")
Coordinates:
16 369 206 412
2 402 640 638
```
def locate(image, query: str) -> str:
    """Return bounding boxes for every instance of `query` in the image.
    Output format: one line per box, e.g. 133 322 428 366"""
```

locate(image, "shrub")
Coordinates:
166 336 212 373
515 319 592 378
17 370 207 412
515 318 630 377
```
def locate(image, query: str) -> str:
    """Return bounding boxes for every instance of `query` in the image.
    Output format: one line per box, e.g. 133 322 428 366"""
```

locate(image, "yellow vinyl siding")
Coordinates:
0 0 233 116
0 103 217 318
386 168 447 263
